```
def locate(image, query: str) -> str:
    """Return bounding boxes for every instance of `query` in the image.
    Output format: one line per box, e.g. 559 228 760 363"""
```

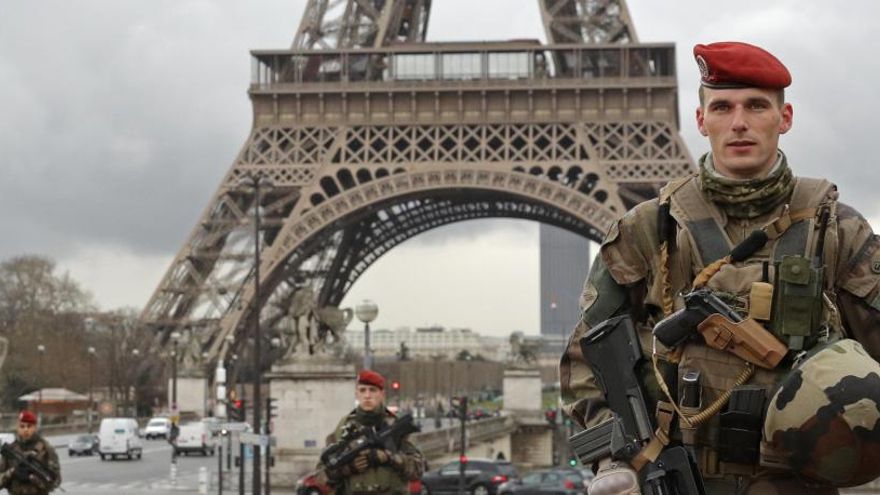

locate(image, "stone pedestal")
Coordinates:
503 367 542 416
168 375 207 417
267 359 356 487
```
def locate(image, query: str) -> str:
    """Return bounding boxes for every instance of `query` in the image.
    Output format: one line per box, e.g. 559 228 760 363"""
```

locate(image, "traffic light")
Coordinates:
568 457 577 467
391 380 401 391
267 397 278 419
545 409 557 425
229 399 246 422
450 396 468 420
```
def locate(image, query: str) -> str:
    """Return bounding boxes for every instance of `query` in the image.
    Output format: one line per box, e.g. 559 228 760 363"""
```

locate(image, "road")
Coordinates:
56 417 470 494
59 438 226 494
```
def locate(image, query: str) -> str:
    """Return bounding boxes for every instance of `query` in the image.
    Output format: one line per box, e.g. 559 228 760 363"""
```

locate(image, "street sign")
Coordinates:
239 432 276 447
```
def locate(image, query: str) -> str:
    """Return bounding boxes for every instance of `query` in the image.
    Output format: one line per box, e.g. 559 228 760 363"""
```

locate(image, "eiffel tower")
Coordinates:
141 0 694 371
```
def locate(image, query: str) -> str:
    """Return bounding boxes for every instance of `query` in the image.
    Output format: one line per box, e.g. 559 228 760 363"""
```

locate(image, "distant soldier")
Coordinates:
318 370 424 495
0 410 61 494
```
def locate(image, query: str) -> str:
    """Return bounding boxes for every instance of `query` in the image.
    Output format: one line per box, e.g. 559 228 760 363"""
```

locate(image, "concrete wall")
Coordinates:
511 425 553 468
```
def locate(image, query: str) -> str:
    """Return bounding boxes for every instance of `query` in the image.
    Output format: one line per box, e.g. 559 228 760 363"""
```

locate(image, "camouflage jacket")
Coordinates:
560 170 880 439
318 407 424 495
0 433 61 495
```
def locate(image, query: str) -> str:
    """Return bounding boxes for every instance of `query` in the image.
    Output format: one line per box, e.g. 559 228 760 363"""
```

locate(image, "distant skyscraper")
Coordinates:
540 224 591 349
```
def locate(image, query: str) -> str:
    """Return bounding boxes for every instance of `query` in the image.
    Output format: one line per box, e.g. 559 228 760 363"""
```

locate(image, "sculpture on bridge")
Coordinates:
179 327 209 375
507 331 541 368
278 286 353 359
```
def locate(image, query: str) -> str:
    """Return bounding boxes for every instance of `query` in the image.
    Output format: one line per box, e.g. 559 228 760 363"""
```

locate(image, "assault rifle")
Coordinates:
568 315 705 495
1 443 62 492
320 413 420 471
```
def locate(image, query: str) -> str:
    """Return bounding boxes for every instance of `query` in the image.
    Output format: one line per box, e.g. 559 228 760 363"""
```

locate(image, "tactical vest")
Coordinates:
5 435 55 495
333 410 408 495
655 174 842 475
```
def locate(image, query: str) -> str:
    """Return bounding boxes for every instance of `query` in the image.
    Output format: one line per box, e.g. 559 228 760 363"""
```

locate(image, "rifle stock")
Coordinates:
568 315 706 495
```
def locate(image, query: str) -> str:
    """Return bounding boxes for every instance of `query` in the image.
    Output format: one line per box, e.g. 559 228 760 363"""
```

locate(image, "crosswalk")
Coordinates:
60 473 211 493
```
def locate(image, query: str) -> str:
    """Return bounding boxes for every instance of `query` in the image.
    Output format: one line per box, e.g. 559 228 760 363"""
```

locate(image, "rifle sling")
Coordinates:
631 400 675 471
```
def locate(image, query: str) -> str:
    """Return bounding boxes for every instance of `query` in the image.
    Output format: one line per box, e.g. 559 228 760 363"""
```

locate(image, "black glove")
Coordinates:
13 464 31 483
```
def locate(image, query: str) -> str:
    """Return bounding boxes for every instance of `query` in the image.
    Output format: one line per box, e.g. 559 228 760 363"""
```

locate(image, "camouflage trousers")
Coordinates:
703 476 838 495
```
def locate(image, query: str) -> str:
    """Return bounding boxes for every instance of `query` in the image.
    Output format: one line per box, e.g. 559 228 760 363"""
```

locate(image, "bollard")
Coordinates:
170 460 178 485
198 466 208 494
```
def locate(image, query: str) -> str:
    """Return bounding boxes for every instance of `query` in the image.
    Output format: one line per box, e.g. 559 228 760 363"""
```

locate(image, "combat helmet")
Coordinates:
763 339 880 487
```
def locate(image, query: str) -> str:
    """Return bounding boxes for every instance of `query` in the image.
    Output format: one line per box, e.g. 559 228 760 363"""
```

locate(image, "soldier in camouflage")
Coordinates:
560 41 880 495
318 370 424 495
0 411 61 494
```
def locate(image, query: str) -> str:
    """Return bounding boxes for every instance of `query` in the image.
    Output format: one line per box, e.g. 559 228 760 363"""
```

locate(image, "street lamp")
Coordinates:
170 331 182 420
239 172 273 495
37 344 45 421
169 331 182 482
130 349 140 417
87 346 96 433
355 300 379 369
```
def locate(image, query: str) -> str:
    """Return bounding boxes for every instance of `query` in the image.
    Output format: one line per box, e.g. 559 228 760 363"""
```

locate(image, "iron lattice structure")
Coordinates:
141 0 694 368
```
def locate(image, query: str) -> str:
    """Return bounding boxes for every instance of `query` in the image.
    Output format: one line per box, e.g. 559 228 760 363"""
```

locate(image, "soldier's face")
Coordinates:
696 87 793 179
355 384 385 412
17 422 35 441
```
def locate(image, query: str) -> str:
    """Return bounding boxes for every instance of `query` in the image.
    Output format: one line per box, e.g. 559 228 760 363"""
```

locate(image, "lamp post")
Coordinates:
37 344 45 421
240 172 273 495
170 331 182 420
169 331 182 482
130 349 140 417
355 300 379 370
87 346 96 433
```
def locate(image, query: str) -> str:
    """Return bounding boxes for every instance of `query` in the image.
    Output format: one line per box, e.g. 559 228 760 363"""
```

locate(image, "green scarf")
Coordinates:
354 407 385 428
698 152 794 219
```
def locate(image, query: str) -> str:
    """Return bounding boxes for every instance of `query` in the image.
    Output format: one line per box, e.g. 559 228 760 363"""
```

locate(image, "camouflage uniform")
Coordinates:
0 433 61 494
320 407 424 495
560 152 880 494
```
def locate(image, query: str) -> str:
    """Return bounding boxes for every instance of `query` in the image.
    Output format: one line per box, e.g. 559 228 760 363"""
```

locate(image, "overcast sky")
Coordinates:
1 0 878 336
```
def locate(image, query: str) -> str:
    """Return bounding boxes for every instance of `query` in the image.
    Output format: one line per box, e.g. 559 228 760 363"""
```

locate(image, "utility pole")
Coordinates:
456 396 468 495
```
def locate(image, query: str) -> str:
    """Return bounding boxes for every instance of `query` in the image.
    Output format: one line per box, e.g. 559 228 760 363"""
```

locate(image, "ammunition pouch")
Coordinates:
771 255 825 351
717 386 766 465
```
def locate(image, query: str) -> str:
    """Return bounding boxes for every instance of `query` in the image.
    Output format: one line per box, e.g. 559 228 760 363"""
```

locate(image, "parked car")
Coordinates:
576 468 594 491
144 417 172 440
421 458 518 495
498 468 586 495
295 469 331 495
98 417 143 461
174 421 217 456
68 434 99 456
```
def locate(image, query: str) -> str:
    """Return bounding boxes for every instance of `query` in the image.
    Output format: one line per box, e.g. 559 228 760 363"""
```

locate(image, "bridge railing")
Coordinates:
411 415 516 457
250 42 676 89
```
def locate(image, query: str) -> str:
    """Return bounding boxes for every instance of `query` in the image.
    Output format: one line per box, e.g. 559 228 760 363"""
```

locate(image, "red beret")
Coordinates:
694 41 791 89
357 370 385 390
19 410 37 425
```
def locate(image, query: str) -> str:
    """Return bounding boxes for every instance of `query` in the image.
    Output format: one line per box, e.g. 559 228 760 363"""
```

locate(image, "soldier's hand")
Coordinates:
28 474 48 490
588 458 640 495
351 450 371 473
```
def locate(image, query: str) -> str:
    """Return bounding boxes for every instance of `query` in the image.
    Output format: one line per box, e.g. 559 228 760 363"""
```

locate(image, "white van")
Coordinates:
144 417 172 439
174 421 217 456
98 417 143 460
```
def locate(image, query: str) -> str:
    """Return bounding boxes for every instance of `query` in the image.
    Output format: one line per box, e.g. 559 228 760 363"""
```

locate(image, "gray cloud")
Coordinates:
1 1 878 318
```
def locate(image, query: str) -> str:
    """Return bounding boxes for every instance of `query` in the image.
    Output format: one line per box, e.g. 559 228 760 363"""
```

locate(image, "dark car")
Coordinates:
68 434 100 456
421 458 518 495
295 470 331 495
498 468 586 495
